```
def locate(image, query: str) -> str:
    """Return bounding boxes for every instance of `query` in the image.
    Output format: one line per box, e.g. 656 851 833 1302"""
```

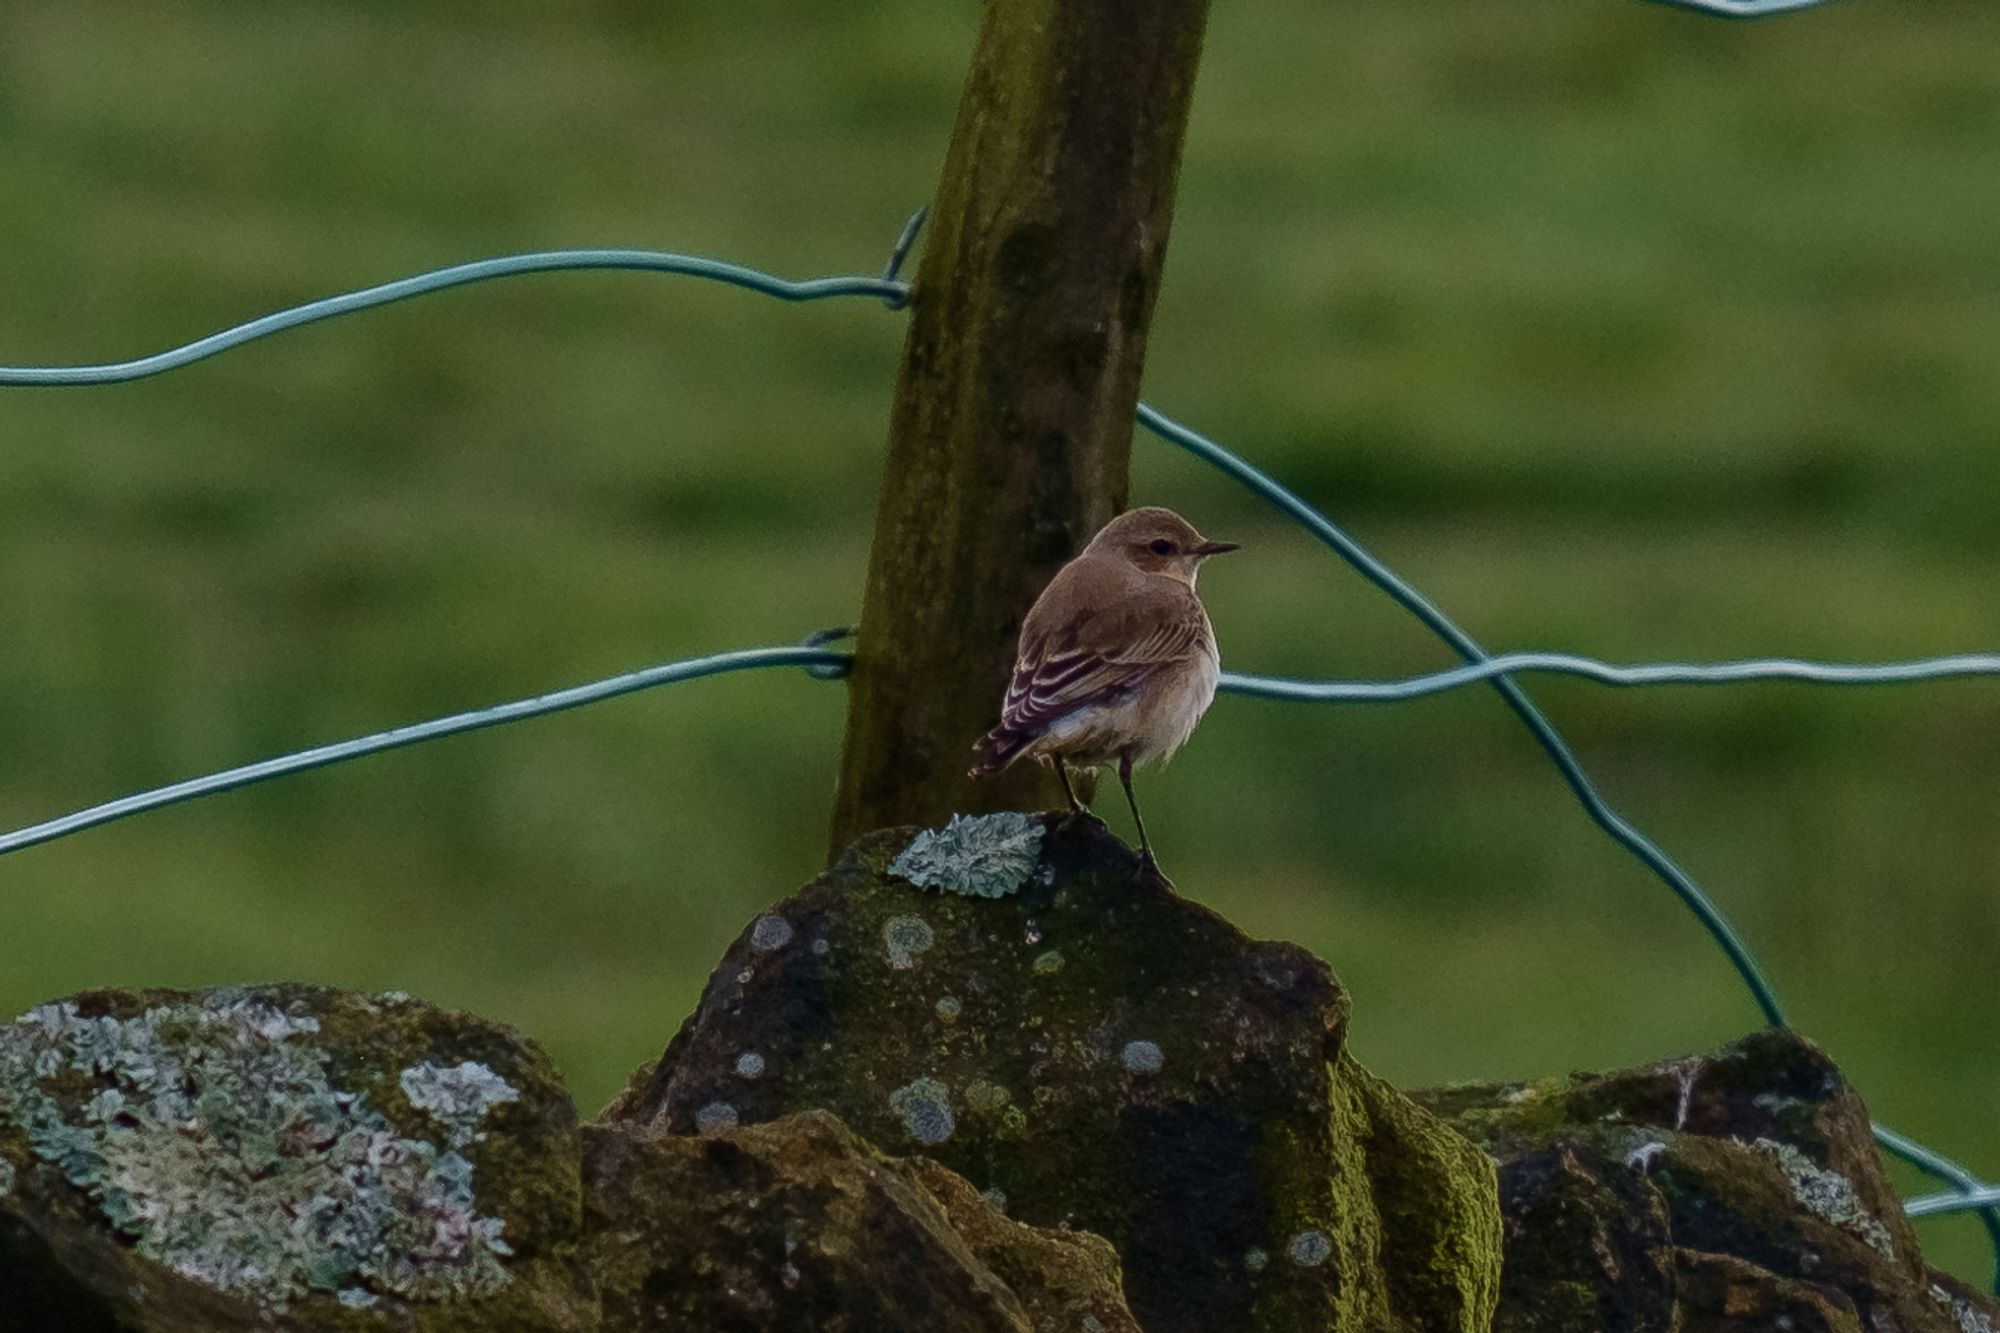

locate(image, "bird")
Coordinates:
969 506 1238 872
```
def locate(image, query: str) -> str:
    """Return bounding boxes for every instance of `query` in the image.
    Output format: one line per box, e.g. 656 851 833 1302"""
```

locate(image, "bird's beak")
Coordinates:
1192 540 1240 557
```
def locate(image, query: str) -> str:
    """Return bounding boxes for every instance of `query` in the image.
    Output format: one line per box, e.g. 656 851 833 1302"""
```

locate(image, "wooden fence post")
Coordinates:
829 0 1212 851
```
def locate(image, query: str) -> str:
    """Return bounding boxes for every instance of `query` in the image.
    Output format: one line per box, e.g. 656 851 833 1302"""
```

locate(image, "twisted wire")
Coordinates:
0 645 848 857
1221 652 2000 702
0 251 904 386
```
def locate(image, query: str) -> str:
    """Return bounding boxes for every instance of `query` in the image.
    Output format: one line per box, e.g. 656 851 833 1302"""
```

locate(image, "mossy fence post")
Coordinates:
828 0 1212 853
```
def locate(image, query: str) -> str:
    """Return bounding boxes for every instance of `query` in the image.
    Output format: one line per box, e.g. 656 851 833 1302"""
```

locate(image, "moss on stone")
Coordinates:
1345 1055 1502 1331
1415 1029 1998 1333
1488 1141 1678 1333
18 855 1984 1333
609 816 1498 1333
905 1154 1140 1332
1673 1248 1866 1333
1648 1133 1939 1327
582 1109 1140 1332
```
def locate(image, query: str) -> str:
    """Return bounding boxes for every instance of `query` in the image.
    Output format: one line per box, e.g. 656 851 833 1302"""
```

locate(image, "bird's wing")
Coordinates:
999 584 1209 738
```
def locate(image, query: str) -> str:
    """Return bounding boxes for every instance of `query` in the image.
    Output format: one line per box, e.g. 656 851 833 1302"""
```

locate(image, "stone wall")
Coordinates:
0 814 1990 1331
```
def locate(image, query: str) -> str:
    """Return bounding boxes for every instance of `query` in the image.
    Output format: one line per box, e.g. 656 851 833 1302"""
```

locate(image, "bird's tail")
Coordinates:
968 726 1032 778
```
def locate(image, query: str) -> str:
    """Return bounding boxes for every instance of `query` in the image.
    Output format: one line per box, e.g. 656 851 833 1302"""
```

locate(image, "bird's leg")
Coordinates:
1055 760 1086 816
1118 752 1157 875
1053 760 1106 833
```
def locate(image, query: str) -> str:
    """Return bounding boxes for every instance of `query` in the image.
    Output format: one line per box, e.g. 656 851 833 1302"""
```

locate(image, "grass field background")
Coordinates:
3 0 1997 1280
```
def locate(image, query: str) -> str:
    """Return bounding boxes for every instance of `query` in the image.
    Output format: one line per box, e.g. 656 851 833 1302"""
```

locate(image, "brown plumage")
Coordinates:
970 507 1237 869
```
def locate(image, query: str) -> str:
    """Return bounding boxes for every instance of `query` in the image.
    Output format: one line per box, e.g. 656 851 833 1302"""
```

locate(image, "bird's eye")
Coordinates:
1149 539 1177 556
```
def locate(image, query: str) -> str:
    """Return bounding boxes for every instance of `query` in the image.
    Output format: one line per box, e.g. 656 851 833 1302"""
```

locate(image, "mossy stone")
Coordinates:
606 816 1501 1333
1489 1142 1678 1333
1416 1028 2000 1333
0 984 588 1331
583 1109 1140 1332
1672 1249 1865 1333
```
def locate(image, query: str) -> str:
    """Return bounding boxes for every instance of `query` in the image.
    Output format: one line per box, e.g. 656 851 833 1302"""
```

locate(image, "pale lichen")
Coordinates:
1624 1139 1667 1174
1932 1282 1999 1333
694 1102 739 1136
735 1051 766 1079
890 812 1044 898
1287 1229 1332 1267
889 1078 955 1145
399 1060 520 1150
882 915 936 970
1751 1138 1894 1256
0 991 514 1310
1121 1040 1164 1075
750 914 795 952
1665 1057 1700 1130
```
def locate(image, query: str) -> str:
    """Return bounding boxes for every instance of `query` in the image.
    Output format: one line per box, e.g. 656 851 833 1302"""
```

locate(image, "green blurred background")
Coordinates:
3 0 1997 1281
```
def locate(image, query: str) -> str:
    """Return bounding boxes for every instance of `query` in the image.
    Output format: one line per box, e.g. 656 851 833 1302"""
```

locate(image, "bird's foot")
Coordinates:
1056 807 1106 834
1134 848 1169 885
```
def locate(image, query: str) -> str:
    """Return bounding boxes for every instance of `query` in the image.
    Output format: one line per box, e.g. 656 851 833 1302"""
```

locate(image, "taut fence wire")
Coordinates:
9 635 2000 858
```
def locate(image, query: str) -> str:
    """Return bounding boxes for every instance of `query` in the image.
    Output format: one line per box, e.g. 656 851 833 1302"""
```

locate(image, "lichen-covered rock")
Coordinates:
604 816 1502 1333
1932 1272 2000 1333
581 1109 1138 1332
1415 1028 2000 1333
0 985 588 1331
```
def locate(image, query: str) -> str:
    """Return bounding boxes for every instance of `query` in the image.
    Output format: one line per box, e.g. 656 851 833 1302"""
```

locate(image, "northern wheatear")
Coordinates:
969 507 1237 871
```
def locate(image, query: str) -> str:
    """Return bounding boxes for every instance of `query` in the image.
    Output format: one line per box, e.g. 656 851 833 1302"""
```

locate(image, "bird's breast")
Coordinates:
1131 640 1219 766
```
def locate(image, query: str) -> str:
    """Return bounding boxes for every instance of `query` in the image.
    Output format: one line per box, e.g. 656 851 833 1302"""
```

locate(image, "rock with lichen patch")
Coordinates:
604 816 1501 1333
1933 1273 2000 1333
581 1108 1138 1332
1414 1029 2000 1333
0 984 588 1331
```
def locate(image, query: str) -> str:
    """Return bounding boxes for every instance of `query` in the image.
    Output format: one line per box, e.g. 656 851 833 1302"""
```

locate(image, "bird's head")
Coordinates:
1086 506 1239 587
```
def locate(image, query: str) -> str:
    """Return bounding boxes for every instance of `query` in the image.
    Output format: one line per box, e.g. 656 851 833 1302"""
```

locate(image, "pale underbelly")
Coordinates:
1024 652 1220 769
